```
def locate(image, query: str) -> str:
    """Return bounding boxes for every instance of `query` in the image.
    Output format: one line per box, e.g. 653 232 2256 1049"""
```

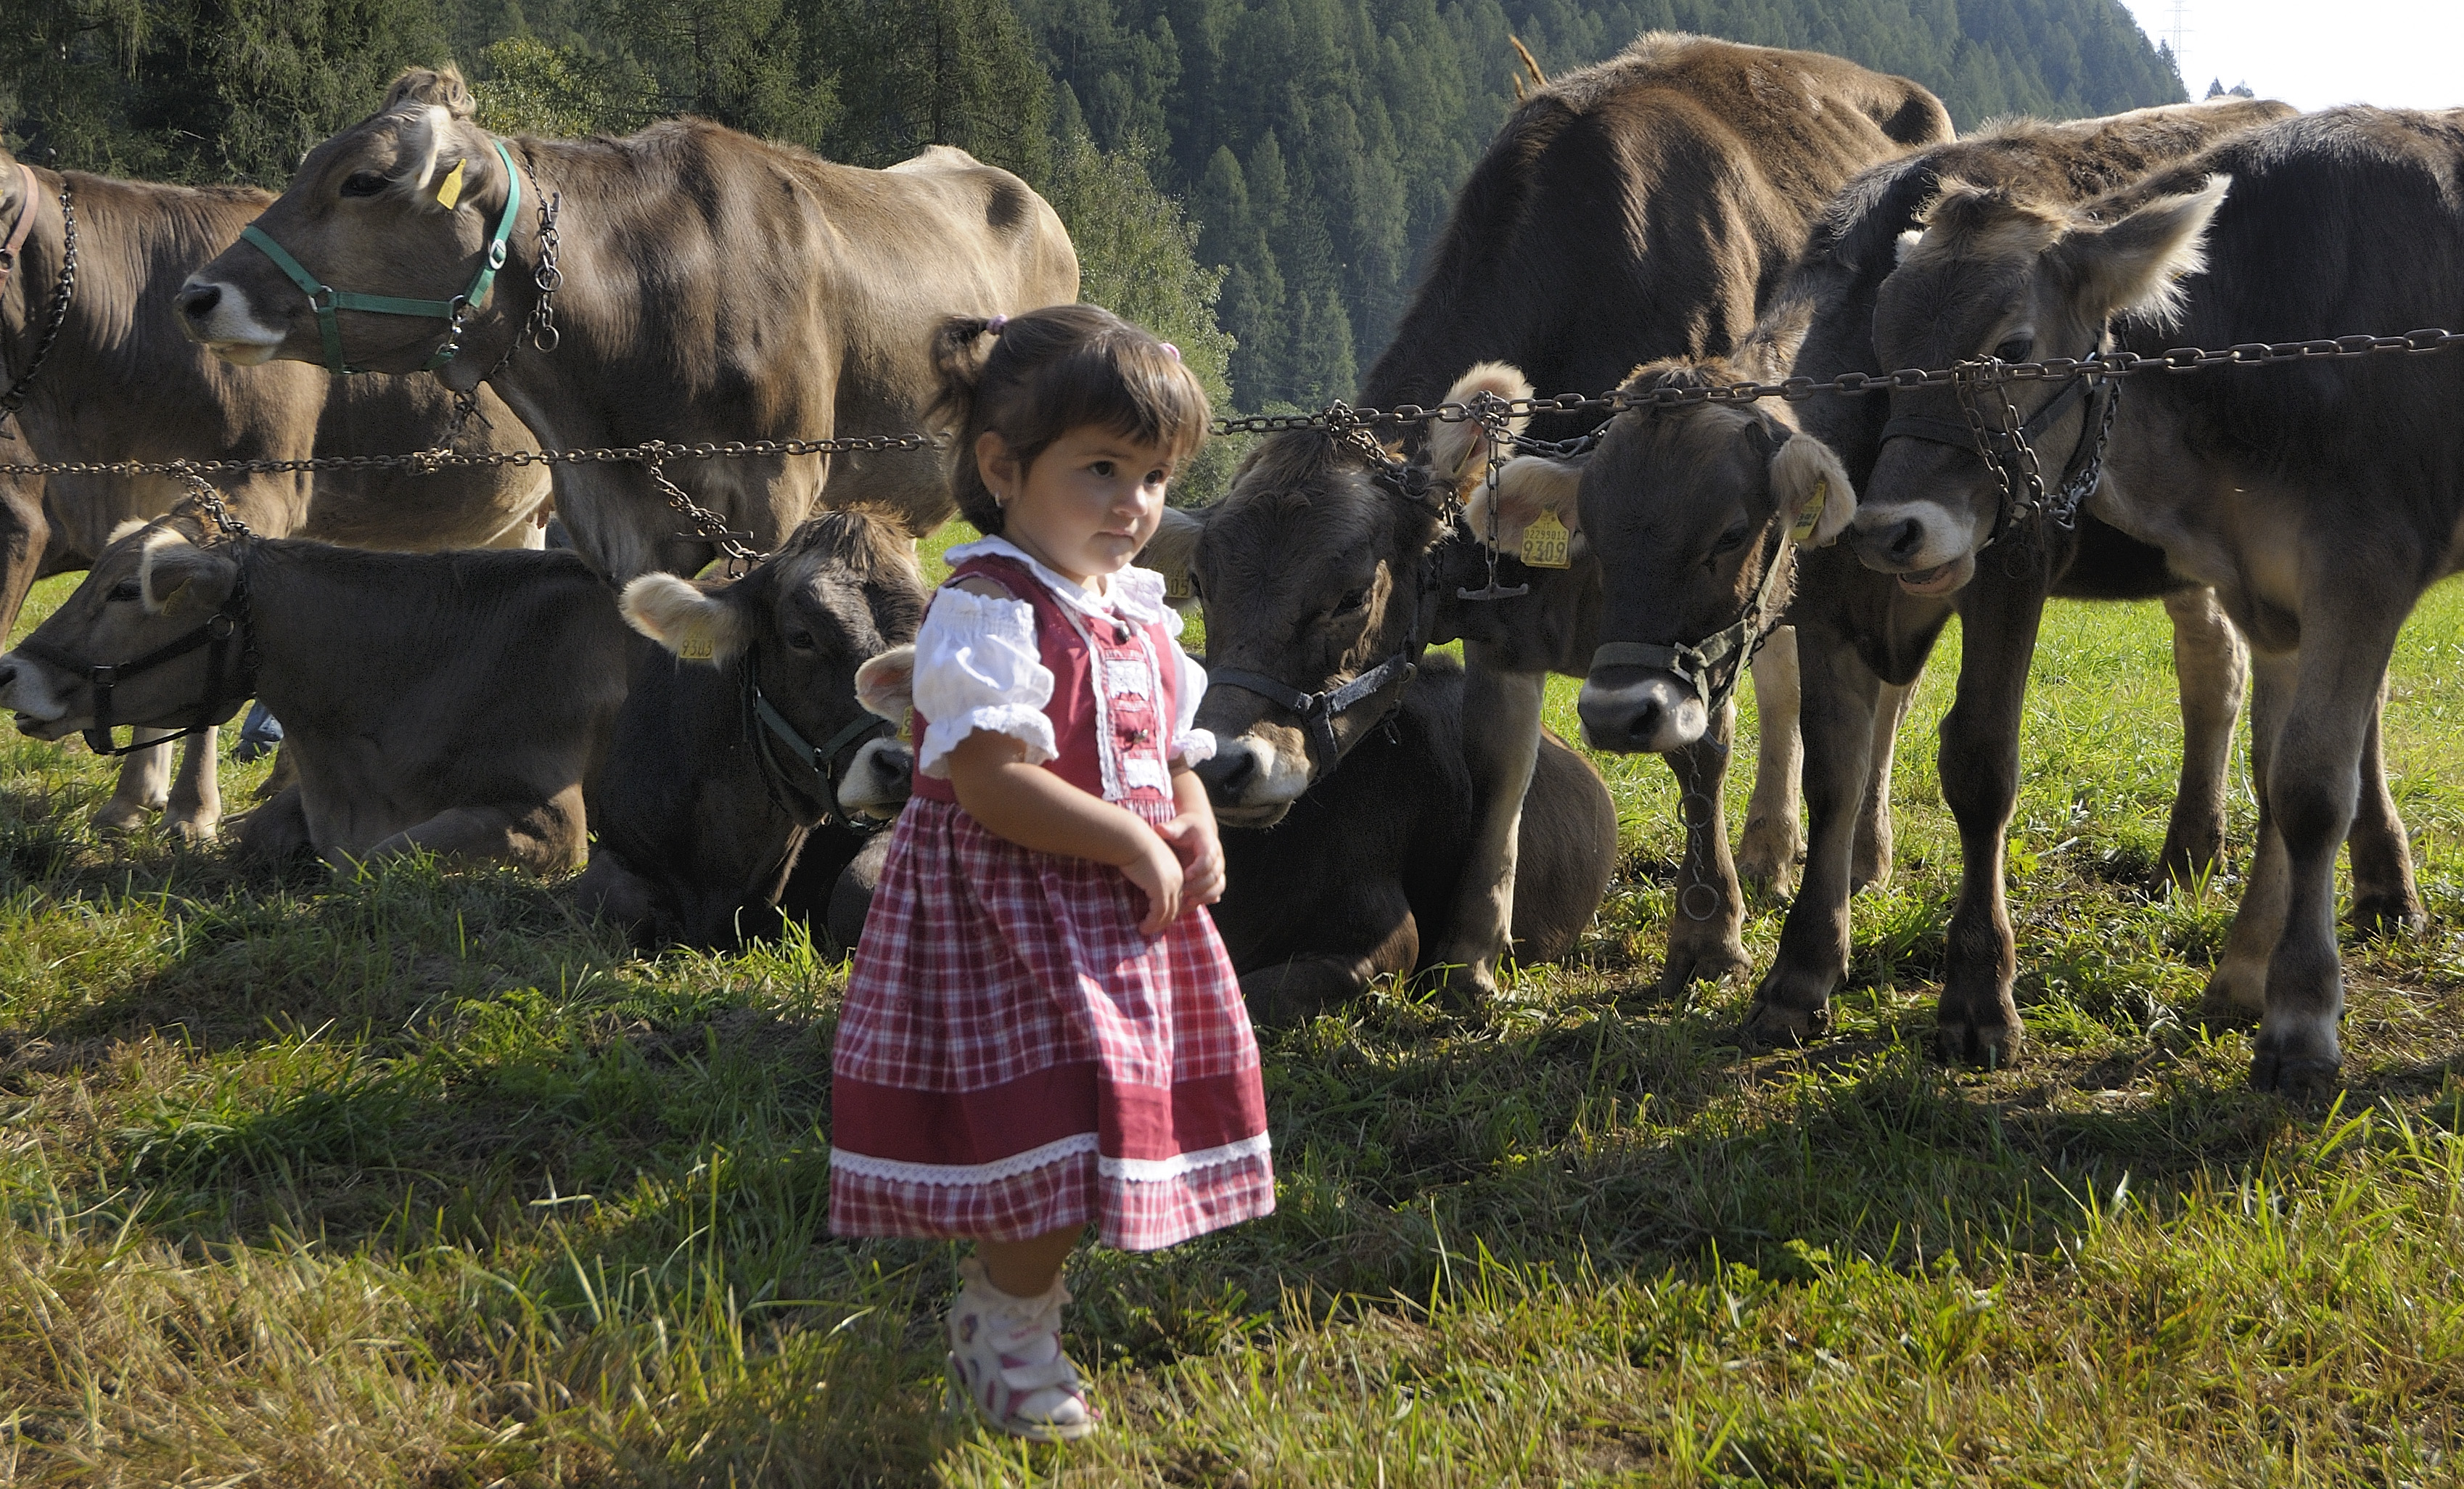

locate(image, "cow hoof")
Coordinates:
2205 956 2268 1014
1736 998 1827 1051
165 816 221 845
1934 1013 2023 1069
1849 836 1894 895
1736 857 1797 901
1426 961 1495 1012
1655 940 1752 999
1735 826 1799 898
91 800 160 835
2248 1050 2341 1099
2349 892 2426 940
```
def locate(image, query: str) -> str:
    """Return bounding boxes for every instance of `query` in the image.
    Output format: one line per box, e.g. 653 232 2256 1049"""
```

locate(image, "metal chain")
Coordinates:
0 176 77 439
0 430 935 483
434 153 563 454
638 440 765 573
2049 379 2121 530
165 463 254 542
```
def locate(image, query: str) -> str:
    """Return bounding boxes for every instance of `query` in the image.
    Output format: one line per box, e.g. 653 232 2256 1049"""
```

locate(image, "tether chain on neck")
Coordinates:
1 176 77 440
432 152 562 460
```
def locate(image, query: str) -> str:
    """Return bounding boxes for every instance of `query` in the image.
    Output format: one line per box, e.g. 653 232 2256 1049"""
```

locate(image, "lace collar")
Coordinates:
943 535 1173 628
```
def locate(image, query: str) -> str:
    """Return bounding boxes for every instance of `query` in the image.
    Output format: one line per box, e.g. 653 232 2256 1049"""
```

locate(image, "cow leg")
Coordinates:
352 787 589 875
1432 655 1545 1002
0 475 50 641
1738 625 1803 896
1243 906 1418 1028
2158 586 2248 887
1739 625 1881 1046
2248 609 2410 1095
93 732 175 834
234 782 316 863
1657 702 1752 996
1852 678 1914 893
162 729 223 841
2211 652 2294 1014
2344 670 2421 937
1931 576 2051 1069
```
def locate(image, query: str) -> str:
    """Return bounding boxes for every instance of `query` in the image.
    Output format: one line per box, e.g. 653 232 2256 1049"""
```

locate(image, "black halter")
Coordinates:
739 650 895 834
15 547 258 758
1588 520 1792 719
1878 337 2122 546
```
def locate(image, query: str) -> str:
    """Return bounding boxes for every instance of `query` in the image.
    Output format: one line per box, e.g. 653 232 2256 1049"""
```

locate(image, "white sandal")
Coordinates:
944 1256 1100 1442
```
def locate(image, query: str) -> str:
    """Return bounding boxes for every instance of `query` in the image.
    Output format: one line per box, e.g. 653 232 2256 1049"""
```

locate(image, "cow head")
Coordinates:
620 509 927 822
0 517 245 738
1566 358 1855 754
1183 364 1526 826
1851 173 2228 587
177 67 526 378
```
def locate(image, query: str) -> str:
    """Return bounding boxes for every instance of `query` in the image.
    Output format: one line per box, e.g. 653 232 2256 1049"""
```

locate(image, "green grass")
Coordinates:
4 545 2464 1485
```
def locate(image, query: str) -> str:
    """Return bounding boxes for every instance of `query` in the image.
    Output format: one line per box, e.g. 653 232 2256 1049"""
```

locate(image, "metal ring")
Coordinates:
1679 791 1718 832
1680 882 1723 923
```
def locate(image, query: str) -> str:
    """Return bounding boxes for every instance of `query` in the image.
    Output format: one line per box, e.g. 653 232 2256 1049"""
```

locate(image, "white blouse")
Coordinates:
911 536 1215 780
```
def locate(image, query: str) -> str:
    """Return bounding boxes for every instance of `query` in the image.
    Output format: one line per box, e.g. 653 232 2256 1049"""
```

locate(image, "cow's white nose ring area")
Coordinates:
1196 733 1313 827
174 275 287 364
1577 670 1707 755
0 652 70 728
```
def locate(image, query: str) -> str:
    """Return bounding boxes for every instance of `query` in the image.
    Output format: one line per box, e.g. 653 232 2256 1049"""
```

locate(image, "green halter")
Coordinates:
239 138 522 377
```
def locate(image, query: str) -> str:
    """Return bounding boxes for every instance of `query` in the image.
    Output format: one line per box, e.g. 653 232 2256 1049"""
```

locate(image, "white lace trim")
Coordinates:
917 703 1058 779
831 1131 1271 1188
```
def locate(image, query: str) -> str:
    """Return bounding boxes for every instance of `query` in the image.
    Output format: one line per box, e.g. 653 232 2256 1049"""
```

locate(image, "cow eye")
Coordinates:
1708 522 1752 561
784 628 819 652
341 171 389 198
109 578 141 602
1331 587 1370 617
1992 335 2032 363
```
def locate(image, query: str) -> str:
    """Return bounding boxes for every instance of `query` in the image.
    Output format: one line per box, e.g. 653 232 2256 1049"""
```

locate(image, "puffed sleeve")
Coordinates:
911 587 1056 778
1165 605 1217 766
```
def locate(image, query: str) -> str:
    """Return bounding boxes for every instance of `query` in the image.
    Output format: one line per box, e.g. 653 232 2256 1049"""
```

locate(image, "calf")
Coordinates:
0 515 626 870
574 510 925 948
1849 107 2464 1091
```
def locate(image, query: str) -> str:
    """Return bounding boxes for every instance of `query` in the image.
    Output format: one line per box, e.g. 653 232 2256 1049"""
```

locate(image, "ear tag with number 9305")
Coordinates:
1521 507 1572 568
1790 477 1828 543
680 636 715 662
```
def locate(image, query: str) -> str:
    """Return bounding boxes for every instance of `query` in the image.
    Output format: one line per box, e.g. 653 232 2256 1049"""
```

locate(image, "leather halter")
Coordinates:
740 651 895 834
1589 521 1793 718
239 139 523 377
14 544 258 758
1878 339 2121 546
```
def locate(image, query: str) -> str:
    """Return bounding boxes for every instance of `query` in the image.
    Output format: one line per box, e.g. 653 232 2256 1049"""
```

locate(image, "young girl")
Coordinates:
829 305 1274 1441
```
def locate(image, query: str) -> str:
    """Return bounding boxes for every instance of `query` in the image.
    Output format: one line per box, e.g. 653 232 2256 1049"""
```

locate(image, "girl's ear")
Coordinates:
976 430 1022 501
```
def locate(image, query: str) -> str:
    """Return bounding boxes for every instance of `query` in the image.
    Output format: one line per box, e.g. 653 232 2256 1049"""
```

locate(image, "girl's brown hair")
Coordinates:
927 304 1211 536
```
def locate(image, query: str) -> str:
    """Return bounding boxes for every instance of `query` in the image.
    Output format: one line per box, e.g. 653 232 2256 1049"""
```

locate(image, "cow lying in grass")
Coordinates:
575 509 924 948
0 514 628 869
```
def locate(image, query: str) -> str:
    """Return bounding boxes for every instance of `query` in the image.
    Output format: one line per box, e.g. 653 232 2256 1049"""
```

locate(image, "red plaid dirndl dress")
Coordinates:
829 551 1275 1250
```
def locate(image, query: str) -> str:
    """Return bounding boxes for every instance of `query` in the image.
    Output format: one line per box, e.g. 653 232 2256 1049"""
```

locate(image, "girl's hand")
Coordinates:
1154 812 1225 908
1120 832 1185 936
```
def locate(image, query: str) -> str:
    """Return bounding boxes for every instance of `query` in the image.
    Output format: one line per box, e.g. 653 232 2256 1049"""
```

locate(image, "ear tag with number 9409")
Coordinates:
1521 507 1572 568
1790 477 1828 543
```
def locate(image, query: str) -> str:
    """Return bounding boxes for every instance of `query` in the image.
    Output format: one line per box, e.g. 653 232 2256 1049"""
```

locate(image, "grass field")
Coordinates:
4 536 2464 1486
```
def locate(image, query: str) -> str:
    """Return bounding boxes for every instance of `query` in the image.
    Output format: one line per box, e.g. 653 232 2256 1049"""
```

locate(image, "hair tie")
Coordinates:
985 314 1008 335
1160 342 1180 361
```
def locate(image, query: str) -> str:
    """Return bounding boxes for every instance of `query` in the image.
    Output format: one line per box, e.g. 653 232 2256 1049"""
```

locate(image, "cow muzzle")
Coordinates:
837 738 913 821
1193 730 1312 827
1578 668 1706 754
176 275 286 364
0 651 78 734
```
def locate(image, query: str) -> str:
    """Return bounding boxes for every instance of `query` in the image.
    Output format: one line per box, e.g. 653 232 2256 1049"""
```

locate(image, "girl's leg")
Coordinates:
977 1226 1082 1297
949 1226 1098 1441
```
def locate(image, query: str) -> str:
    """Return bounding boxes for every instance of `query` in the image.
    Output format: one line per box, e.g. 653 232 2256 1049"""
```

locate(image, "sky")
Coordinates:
2114 0 2464 112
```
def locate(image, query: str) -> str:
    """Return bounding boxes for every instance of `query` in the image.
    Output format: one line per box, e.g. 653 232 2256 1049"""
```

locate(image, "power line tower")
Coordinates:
2166 0 2192 83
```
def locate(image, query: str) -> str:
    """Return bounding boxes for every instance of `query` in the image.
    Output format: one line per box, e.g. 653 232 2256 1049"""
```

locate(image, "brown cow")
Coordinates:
0 147 550 840
1849 106 2464 1091
1163 34 1951 1001
0 515 628 869
1522 102 2347 1064
173 67 1080 581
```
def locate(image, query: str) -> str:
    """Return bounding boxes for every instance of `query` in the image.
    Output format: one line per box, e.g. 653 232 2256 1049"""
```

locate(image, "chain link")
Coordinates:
433 154 564 455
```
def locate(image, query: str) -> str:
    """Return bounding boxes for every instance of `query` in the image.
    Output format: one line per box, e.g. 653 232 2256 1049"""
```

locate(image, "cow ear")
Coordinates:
1424 361 1535 498
2057 175 2228 328
620 573 749 665
138 533 238 619
1770 433 1857 548
1137 505 1206 607
855 645 916 723
382 65 477 120
1463 454 1585 557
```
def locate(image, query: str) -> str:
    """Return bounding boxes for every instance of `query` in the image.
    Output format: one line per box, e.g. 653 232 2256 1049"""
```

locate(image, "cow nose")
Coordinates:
177 282 222 321
1581 692 1667 754
1858 514 1928 568
1193 742 1257 804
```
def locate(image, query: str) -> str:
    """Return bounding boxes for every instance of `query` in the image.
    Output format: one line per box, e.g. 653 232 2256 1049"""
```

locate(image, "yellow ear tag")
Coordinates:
1791 477 1828 543
1162 567 1193 602
1521 506 1572 568
678 635 715 662
435 160 467 210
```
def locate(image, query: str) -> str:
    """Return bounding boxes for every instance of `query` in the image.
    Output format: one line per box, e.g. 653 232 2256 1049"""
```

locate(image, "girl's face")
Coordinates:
978 424 1175 588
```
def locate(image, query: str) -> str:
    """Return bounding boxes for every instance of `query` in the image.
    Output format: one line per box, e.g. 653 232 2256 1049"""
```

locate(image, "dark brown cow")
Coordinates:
576 510 927 948
1533 101 2348 1065
0 147 550 840
0 516 628 869
1163 34 1951 1000
174 67 1079 581
1850 106 2464 1091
